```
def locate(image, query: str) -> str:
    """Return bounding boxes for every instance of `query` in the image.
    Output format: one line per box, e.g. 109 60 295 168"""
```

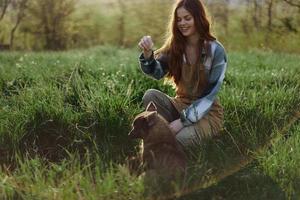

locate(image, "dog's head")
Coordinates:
128 101 159 140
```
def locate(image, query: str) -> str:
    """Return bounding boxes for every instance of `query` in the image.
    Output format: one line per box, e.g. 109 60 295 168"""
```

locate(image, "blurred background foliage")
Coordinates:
0 0 299 52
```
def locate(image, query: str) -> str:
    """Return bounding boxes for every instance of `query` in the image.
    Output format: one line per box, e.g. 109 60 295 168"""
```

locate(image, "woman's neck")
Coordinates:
186 33 200 47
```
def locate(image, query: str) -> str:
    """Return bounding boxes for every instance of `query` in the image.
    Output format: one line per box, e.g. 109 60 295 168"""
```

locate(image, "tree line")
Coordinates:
0 0 299 51
0 0 75 50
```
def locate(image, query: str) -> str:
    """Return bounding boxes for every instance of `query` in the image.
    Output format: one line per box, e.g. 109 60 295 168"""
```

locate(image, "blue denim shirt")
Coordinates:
139 40 228 126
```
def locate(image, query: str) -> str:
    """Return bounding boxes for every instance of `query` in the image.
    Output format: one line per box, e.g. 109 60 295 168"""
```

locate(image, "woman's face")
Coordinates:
176 7 197 38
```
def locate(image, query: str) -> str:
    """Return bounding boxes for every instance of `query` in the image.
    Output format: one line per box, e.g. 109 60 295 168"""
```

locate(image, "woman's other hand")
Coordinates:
138 35 154 59
169 119 184 135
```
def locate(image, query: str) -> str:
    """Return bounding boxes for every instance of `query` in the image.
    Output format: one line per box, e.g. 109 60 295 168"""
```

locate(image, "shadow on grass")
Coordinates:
179 164 286 200
14 111 137 165
19 119 77 162
148 109 300 199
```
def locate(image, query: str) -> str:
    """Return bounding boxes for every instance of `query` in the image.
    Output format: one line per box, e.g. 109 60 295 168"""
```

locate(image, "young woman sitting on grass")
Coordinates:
138 0 228 147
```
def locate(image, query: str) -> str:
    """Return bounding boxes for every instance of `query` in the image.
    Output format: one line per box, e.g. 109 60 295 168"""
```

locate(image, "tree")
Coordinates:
9 0 28 48
282 0 300 8
266 0 274 31
0 0 11 21
206 0 230 35
117 0 125 46
27 0 76 50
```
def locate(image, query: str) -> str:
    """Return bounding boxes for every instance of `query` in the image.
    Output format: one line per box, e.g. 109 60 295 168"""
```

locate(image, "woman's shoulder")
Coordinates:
203 40 227 70
207 40 227 64
207 40 226 56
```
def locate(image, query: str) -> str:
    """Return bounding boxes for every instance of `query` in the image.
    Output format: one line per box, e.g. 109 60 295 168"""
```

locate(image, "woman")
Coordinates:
138 0 227 147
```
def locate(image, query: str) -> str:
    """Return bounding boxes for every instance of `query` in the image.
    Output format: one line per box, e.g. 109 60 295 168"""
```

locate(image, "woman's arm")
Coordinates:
139 51 169 80
138 35 169 80
180 41 228 126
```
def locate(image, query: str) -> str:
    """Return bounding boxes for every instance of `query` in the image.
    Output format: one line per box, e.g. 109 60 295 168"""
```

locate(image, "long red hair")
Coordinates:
155 0 216 85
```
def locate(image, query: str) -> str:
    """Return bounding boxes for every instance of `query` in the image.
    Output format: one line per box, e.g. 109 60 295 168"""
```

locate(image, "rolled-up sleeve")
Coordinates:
180 42 228 126
139 51 169 80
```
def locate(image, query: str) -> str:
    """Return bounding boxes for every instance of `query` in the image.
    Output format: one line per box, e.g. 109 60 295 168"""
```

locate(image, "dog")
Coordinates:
128 101 187 197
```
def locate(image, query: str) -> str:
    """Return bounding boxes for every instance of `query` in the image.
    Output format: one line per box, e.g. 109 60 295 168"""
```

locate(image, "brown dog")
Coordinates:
128 101 187 196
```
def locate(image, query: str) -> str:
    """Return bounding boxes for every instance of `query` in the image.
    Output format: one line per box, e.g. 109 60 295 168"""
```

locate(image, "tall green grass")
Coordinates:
0 154 143 199
259 123 300 198
0 46 300 199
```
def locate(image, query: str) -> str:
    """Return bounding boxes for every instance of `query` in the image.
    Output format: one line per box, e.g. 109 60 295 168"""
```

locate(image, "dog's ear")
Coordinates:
146 111 157 127
146 101 157 112
128 116 146 139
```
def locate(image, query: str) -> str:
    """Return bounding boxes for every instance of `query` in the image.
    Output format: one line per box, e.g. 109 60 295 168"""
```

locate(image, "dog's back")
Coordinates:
142 113 186 174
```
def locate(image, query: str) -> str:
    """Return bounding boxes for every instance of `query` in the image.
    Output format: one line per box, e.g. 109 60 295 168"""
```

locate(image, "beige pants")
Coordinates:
142 89 224 147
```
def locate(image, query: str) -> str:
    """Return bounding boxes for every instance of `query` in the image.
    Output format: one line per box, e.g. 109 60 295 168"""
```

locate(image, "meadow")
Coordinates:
0 45 300 199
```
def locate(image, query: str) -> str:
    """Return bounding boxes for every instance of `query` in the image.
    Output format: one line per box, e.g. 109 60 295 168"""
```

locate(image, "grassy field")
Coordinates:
0 46 299 199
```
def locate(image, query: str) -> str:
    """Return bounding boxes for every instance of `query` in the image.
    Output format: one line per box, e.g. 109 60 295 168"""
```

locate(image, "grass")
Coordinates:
0 154 144 199
258 123 300 198
0 45 300 199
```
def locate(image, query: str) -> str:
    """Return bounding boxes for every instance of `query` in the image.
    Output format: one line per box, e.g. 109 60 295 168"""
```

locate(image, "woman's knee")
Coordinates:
142 89 161 108
176 126 201 147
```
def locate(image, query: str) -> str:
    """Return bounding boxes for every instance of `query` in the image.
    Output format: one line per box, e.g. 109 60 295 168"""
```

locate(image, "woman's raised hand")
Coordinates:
138 36 154 59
